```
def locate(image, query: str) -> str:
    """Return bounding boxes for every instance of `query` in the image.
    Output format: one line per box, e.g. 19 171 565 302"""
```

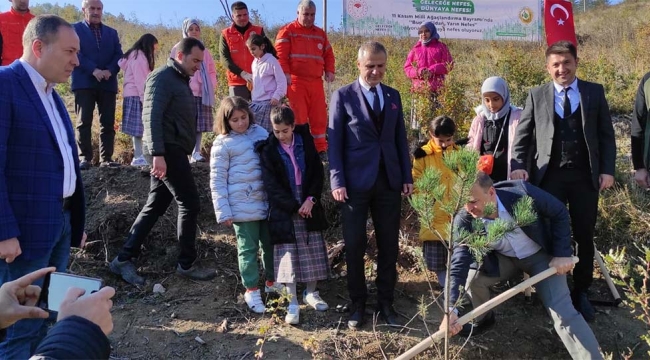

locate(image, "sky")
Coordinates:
0 0 625 30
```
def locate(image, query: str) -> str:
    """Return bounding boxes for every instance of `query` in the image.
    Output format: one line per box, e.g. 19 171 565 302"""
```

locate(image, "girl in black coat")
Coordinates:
257 106 329 325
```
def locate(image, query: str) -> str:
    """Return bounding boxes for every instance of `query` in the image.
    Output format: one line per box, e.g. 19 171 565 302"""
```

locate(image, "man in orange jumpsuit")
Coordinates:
276 0 335 155
219 1 265 101
0 0 35 66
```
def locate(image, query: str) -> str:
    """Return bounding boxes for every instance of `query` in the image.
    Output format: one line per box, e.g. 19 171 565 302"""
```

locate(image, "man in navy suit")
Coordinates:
0 15 86 358
72 0 123 169
328 41 413 330
441 173 600 359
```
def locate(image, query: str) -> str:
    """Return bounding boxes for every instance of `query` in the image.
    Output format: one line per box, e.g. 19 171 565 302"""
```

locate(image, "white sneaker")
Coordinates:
265 282 285 294
303 290 329 311
130 156 148 167
244 289 266 314
189 152 205 163
285 304 300 324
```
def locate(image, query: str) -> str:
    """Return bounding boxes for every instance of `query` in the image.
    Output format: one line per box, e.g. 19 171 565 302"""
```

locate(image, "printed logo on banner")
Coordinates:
519 7 534 24
347 0 368 19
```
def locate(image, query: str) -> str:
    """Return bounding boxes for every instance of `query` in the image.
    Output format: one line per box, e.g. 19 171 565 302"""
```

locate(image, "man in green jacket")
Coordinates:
109 37 217 286
632 71 650 189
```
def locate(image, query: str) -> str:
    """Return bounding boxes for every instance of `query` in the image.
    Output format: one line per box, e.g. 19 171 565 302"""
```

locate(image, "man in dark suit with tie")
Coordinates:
328 41 413 330
0 15 87 358
510 41 616 322
72 0 123 169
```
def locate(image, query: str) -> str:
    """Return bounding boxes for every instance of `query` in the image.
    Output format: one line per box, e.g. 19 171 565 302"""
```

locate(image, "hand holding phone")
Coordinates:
58 286 115 335
0 267 53 329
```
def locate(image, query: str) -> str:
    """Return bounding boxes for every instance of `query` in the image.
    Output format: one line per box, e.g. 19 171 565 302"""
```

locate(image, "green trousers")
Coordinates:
233 220 274 289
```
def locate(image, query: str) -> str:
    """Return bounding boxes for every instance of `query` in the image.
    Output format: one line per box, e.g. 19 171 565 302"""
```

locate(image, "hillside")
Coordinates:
26 1 650 359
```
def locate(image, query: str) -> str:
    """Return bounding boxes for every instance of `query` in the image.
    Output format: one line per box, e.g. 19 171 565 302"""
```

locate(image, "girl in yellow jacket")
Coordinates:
412 116 457 287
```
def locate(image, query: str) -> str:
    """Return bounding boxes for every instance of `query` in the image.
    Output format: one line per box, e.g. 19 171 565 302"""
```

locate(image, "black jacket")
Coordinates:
257 124 328 244
143 58 197 156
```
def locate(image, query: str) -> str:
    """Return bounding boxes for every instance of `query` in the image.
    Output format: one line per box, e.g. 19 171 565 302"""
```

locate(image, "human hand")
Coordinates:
325 72 335 83
80 232 87 248
332 187 348 202
57 286 115 335
92 68 104 82
634 168 650 188
0 238 22 263
101 70 111 80
402 183 414 196
298 200 314 218
284 73 292 86
598 174 614 191
240 71 253 83
222 219 233 227
549 256 576 275
270 98 280 106
151 156 167 179
510 170 529 181
0 267 54 329
439 311 462 336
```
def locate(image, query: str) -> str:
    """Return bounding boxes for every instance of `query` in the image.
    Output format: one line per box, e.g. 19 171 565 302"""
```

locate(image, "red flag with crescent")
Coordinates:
544 0 578 47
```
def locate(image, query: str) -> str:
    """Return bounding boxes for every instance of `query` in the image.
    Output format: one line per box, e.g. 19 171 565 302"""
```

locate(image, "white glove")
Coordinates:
240 71 253 82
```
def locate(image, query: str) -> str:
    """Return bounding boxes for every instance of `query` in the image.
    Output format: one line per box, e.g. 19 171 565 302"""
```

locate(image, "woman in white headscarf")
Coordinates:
467 76 522 182
170 18 218 163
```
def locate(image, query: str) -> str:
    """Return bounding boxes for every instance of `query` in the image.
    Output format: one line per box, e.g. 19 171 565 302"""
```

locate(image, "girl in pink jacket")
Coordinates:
466 76 522 182
118 33 158 167
170 19 218 163
404 21 453 94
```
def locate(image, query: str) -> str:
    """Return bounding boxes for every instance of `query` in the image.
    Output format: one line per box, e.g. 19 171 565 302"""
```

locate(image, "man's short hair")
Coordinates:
297 0 316 11
357 41 387 60
475 171 494 192
177 37 205 56
545 41 577 61
231 1 248 11
81 0 101 9
22 15 73 48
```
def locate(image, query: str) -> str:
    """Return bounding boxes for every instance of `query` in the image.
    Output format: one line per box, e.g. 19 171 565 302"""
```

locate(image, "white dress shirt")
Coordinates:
553 78 580 117
483 196 541 259
20 60 76 198
358 77 384 111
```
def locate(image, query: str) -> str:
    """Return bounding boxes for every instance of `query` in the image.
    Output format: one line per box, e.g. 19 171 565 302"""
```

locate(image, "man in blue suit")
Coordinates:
72 0 122 169
0 15 86 358
328 41 413 330
441 173 600 359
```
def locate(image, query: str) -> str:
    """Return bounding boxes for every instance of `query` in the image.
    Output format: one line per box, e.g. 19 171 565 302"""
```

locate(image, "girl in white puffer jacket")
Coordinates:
210 96 280 314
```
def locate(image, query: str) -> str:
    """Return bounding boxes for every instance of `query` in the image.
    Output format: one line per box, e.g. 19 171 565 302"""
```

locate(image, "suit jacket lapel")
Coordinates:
379 83 394 139
352 80 379 137
13 63 59 145
544 82 555 127
577 79 589 128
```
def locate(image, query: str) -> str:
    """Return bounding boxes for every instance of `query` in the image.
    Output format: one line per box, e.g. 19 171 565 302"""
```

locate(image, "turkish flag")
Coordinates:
544 0 578 47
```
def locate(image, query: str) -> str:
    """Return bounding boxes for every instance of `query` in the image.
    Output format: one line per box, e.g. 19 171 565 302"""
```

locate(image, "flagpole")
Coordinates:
323 0 327 32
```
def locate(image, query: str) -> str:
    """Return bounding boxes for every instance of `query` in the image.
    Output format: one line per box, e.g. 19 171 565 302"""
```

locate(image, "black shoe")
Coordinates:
318 151 328 163
176 263 217 281
79 160 91 170
100 160 121 168
377 303 401 328
459 311 495 337
572 291 595 322
109 257 145 286
348 303 366 330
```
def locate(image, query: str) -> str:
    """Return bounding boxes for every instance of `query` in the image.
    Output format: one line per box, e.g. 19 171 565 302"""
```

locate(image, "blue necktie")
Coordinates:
370 86 381 116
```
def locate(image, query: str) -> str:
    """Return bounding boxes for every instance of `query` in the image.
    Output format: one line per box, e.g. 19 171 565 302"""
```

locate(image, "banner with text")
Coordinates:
343 0 542 42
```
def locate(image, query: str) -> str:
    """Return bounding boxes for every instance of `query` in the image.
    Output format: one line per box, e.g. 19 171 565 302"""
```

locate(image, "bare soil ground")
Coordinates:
72 164 648 360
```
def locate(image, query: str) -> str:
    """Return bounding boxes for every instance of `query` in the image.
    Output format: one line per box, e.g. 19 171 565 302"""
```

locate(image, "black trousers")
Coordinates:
540 167 598 292
74 89 117 162
118 145 200 268
228 85 251 101
341 166 401 305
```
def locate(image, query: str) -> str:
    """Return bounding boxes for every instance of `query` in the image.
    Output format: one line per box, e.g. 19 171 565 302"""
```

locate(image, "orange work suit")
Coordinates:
0 8 35 66
276 20 335 152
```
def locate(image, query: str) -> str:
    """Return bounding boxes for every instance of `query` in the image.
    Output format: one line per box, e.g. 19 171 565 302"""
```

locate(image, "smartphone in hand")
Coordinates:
37 272 103 312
